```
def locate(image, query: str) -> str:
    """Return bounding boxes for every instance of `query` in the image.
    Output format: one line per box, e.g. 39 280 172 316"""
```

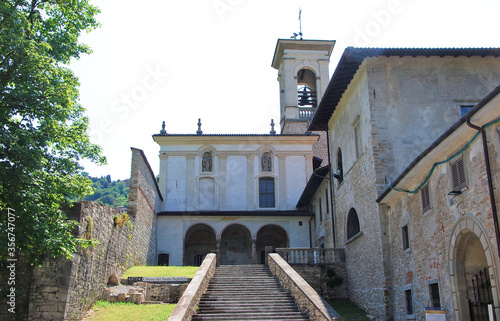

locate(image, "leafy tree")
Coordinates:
0 0 104 265
82 175 129 208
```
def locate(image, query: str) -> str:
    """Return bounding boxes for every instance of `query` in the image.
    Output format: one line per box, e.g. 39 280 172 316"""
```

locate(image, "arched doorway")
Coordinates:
256 224 288 264
450 217 498 320
184 223 216 266
220 224 252 265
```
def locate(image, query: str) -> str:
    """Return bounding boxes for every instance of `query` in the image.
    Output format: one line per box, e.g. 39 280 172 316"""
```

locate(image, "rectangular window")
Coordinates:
405 288 414 315
259 177 275 208
451 157 467 191
421 184 431 213
319 198 323 222
402 225 410 251
429 282 441 308
325 189 329 214
460 105 475 117
354 121 362 159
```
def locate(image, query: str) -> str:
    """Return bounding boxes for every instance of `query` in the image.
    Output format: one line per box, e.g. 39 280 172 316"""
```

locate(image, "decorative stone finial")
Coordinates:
160 121 167 135
197 118 203 135
270 119 276 135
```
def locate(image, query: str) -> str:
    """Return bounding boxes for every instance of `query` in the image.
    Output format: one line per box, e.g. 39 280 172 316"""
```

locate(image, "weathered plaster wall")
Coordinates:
367 55 500 193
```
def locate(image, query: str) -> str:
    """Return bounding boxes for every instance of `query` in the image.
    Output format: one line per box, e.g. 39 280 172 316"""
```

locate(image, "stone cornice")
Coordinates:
153 134 319 146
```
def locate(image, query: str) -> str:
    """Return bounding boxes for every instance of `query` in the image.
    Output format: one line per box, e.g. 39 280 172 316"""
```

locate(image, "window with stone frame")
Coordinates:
421 183 431 213
336 148 343 183
428 282 441 308
450 156 467 191
325 189 329 214
319 198 323 222
347 208 360 240
402 224 410 251
459 104 475 117
354 119 362 159
405 288 414 316
259 177 275 208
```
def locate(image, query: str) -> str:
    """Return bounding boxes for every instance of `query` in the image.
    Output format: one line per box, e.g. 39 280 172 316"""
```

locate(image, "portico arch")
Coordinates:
184 223 216 266
449 216 499 320
256 224 288 264
220 224 252 265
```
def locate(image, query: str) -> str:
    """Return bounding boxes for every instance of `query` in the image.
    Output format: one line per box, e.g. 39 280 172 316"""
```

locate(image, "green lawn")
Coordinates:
328 299 370 321
121 266 199 278
85 301 175 321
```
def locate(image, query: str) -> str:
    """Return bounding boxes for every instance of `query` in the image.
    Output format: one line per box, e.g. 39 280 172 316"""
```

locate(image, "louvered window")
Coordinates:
451 157 467 191
421 184 431 213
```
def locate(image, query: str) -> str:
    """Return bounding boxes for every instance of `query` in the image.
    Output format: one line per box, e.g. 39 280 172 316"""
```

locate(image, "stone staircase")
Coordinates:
191 265 310 321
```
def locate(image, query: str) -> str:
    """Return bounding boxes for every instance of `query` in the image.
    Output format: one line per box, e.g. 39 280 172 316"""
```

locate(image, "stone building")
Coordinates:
306 47 500 319
377 84 500 320
136 39 500 320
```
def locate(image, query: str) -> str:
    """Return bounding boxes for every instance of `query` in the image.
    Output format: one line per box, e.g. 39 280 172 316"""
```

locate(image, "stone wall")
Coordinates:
382 119 500 320
128 147 163 264
268 253 342 321
168 253 217 321
291 264 348 300
146 283 188 303
0 148 162 320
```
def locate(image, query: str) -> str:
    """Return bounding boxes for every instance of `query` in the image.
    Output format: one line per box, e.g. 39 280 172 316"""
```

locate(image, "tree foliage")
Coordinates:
82 173 129 208
0 0 104 265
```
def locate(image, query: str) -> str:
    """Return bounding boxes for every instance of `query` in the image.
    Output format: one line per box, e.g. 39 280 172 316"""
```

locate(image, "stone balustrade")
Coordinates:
276 248 346 264
167 253 217 321
268 253 344 321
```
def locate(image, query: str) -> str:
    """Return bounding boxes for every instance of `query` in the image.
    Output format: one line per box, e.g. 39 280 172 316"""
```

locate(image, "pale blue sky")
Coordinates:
71 0 500 180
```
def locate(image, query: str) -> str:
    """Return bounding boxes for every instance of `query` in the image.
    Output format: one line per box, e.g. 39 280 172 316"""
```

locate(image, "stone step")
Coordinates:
191 312 309 320
198 305 300 312
192 265 310 321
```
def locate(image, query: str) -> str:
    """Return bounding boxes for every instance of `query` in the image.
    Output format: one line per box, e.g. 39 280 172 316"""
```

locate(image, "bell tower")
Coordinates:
271 39 335 134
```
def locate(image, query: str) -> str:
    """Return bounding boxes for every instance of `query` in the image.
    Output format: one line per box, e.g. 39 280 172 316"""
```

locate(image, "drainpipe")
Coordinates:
309 215 314 248
466 118 500 258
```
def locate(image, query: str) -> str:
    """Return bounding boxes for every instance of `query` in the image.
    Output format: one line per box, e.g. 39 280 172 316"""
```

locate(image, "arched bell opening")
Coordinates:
297 68 317 108
184 223 217 266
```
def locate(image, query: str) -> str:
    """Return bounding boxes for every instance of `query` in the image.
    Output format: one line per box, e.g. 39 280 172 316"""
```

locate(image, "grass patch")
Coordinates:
328 299 370 321
121 266 199 278
85 301 176 321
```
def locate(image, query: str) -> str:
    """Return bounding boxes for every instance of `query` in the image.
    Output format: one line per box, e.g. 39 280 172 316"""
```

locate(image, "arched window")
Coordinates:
202 151 212 172
347 208 360 240
259 177 275 208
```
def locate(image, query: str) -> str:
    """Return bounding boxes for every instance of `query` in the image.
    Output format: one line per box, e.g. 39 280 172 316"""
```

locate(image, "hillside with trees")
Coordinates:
82 173 129 208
